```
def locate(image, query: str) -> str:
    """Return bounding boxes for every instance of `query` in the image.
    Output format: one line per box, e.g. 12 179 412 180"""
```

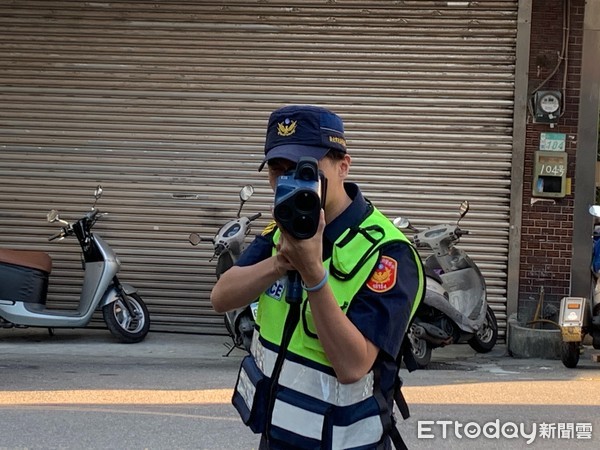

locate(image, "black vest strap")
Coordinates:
399 333 420 373
264 302 301 445
388 422 409 450
386 328 421 449
389 375 410 450
394 377 410 421
372 366 409 450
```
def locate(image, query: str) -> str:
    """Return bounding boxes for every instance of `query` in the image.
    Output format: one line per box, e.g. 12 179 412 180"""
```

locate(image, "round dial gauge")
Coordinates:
540 94 560 113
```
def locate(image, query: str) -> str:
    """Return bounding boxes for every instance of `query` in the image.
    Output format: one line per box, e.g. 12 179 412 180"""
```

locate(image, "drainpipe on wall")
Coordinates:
571 0 600 298
507 0 533 319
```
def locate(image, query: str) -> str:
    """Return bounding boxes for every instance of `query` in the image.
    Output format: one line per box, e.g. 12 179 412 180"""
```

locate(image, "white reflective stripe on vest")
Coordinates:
237 365 257 411
272 398 384 447
333 414 383 448
272 400 323 440
252 335 374 407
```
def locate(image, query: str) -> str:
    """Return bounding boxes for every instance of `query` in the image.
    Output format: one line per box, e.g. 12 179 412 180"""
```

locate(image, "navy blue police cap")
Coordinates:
258 105 347 171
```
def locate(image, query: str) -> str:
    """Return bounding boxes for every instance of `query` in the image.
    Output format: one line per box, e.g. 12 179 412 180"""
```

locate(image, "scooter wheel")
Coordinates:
593 330 600 350
238 315 255 353
408 324 432 369
103 292 150 343
468 305 498 353
411 338 432 369
560 341 580 368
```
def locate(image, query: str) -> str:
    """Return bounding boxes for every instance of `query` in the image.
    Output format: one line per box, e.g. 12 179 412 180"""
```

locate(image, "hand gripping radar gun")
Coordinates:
273 156 327 303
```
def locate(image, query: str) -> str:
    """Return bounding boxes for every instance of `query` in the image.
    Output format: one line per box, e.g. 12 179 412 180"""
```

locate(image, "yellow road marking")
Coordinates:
0 389 232 405
404 380 600 405
0 380 598 406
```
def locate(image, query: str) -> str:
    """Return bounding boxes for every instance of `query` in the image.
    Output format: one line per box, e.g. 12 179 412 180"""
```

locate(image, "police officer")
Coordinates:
211 105 424 450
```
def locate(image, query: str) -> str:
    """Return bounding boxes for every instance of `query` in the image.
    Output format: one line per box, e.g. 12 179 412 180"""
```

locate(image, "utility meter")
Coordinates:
532 90 562 124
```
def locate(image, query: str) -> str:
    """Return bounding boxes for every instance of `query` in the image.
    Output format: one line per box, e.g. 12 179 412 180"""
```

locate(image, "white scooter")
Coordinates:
558 205 600 368
394 201 498 368
189 185 261 355
0 186 150 343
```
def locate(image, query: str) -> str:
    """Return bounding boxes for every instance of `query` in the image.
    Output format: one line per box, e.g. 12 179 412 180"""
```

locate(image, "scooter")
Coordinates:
189 185 261 355
558 205 600 368
393 201 498 368
0 186 150 343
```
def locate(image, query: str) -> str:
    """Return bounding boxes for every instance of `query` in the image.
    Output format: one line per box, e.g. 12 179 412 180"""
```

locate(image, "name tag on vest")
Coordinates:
265 277 287 301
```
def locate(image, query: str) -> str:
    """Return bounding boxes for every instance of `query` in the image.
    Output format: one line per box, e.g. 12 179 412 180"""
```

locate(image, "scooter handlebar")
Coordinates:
48 230 65 241
248 212 262 222
87 209 106 222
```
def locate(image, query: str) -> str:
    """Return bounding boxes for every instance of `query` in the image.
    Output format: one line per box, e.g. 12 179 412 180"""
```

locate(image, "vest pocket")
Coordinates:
269 386 330 449
232 355 270 434
329 397 385 449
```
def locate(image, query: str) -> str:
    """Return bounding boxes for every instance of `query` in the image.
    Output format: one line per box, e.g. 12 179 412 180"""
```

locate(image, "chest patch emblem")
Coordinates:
366 256 397 293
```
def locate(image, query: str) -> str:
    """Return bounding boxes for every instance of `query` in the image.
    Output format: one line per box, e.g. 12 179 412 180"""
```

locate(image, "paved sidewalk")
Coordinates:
0 327 230 359
1 326 598 368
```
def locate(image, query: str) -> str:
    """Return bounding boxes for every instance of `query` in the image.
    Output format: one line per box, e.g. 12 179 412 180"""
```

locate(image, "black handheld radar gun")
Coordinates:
273 157 327 304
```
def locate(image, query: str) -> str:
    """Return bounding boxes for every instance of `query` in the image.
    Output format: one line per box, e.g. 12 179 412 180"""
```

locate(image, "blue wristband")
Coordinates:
302 270 329 292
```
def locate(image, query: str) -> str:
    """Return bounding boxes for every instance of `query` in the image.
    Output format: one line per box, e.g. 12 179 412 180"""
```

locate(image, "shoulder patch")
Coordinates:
262 220 277 236
366 256 398 293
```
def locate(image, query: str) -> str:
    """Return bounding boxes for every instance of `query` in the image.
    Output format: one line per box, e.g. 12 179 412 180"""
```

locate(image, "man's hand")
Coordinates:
276 209 326 286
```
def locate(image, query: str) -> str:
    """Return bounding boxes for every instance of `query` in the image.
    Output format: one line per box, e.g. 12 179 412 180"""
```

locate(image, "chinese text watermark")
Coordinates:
418 420 593 444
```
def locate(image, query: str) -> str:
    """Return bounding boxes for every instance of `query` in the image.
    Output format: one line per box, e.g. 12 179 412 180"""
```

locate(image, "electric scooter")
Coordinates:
0 186 150 343
558 205 600 368
393 201 498 368
189 185 261 354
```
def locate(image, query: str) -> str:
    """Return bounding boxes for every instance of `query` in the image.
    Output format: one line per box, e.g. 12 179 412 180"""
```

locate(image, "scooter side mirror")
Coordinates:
47 209 60 223
91 185 104 211
393 217 410 229
393 216 419 233
589 205 600 218
459 201 470 218
189 232 202 246
240 185 254 202
237 185 254 217
47 209 69 226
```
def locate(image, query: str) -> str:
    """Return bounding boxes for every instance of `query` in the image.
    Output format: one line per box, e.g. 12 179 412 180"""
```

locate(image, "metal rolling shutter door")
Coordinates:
0 1 517 335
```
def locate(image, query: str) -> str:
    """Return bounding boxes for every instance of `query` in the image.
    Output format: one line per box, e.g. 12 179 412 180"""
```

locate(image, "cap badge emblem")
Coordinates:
277 119 297 137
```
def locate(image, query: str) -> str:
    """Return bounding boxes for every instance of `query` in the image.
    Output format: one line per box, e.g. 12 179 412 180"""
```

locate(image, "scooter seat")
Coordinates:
0 248 52 273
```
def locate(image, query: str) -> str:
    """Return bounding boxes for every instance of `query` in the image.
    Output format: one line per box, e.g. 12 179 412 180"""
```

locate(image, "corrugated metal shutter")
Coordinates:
0 1 517 336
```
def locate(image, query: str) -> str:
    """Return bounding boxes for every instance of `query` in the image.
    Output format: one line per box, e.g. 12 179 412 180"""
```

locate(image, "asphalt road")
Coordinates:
1 328 599 449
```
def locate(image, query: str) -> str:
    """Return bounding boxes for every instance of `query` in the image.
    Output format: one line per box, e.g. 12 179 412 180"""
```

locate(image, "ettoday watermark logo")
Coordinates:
417 420 593 444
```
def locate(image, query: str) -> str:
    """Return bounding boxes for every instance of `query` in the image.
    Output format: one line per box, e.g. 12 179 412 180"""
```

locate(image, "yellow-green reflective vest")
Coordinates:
255 205 423 368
